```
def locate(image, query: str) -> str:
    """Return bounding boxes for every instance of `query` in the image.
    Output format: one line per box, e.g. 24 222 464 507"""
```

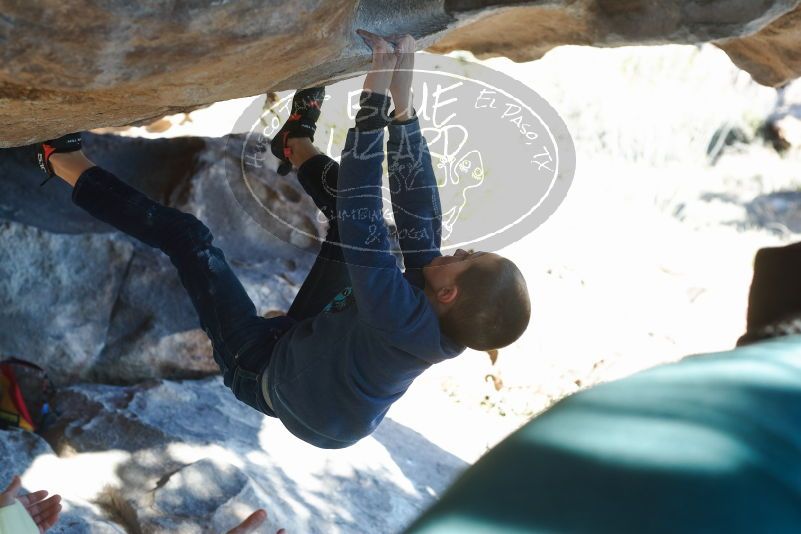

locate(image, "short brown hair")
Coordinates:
439 257 530 350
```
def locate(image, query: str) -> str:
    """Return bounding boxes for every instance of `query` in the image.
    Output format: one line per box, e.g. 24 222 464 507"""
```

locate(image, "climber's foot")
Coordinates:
37 133 83 186
270 86 326 176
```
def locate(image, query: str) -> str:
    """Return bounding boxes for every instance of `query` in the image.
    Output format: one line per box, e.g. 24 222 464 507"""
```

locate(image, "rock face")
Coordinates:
432 0 801 87
716 5 801 88
0 133 319 385
0 223 134 384
29 378 467 533
2 0 801 147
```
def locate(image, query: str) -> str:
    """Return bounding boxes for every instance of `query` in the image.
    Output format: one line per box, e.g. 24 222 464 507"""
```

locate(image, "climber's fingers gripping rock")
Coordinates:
356 29 397 71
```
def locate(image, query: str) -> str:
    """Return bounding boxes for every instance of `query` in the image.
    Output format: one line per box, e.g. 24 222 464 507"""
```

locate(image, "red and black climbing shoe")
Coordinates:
37 133 82 186
270 87 326 176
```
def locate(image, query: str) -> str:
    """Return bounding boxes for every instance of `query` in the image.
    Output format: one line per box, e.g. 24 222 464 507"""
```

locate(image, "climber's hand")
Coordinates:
48 150 96 188
357 29 398 71
0 475 62 533
225 509 286 534
356 29 397 96
386 34 416 120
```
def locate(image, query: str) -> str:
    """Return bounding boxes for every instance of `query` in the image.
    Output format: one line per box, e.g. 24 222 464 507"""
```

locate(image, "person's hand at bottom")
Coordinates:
0 475 62 533
225 509 286 534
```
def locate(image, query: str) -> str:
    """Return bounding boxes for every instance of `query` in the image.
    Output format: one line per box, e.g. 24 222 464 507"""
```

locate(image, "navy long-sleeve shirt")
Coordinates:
386 118 444 270
266 119 464 449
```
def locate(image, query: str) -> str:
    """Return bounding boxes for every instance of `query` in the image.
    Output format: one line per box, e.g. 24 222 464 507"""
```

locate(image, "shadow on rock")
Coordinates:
46 378 468 533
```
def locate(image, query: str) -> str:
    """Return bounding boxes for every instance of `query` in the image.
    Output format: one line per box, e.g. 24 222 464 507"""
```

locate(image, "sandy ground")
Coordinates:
97 44 801 467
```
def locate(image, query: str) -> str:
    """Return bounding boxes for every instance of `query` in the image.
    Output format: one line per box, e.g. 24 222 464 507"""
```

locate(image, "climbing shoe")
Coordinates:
270 86 325 176
37 133 82 186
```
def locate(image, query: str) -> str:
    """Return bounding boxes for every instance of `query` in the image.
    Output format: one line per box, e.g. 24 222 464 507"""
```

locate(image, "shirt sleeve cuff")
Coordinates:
387 114 422 145
343 127 386 156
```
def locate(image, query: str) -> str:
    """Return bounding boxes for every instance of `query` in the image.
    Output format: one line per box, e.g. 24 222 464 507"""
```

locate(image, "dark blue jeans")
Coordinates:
72 154 347 416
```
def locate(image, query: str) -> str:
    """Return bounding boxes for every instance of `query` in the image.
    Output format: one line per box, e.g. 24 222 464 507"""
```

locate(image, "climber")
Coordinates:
34 29 530 449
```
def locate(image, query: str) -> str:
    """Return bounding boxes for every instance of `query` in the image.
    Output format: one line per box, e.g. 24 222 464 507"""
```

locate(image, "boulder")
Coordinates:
40 378 468 533
0 222 133 384
716 5 801 88
433 1 801 88
2 1 801 147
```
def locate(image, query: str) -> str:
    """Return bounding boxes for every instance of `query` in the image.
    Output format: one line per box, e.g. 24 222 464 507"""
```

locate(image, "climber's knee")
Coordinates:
160 212 213 258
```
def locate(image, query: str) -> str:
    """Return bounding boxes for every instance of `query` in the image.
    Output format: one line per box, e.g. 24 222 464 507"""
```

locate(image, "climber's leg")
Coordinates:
49 151 290 414
286 152 352 321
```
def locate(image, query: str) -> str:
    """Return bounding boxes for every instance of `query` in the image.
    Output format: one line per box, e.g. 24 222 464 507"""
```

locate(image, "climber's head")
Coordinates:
423 249 530 351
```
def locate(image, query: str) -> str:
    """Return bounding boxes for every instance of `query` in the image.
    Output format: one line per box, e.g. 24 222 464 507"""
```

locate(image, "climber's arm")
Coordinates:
388 34 415 122
385 35 442 269
337 31 429 333
49 150 95 188
386 120 442 270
